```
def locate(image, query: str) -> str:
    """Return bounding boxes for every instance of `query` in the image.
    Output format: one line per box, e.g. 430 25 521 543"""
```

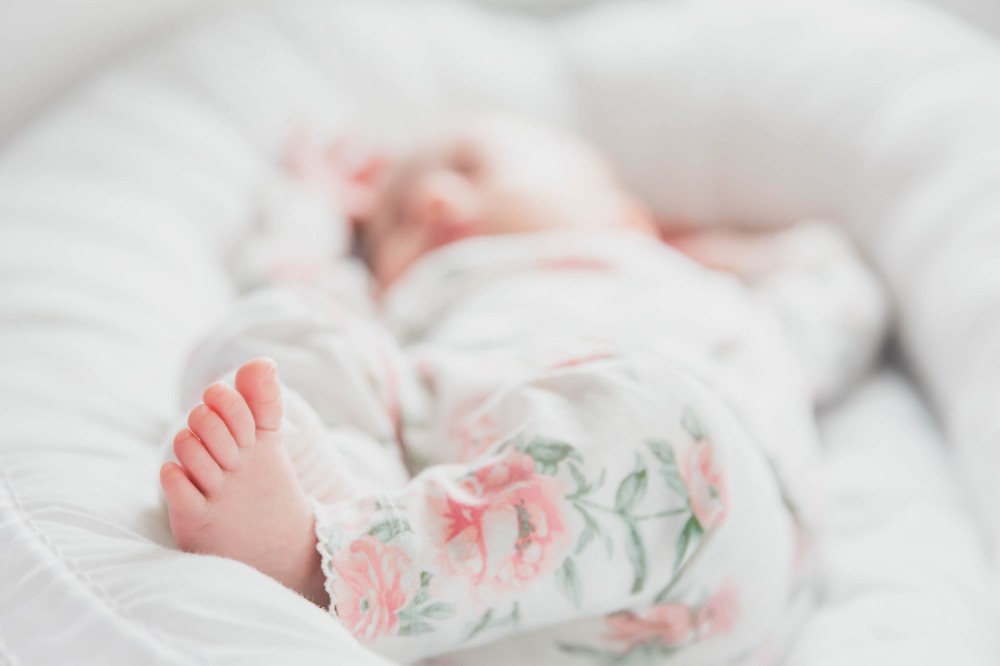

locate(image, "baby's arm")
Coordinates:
230 129 383 303
668 221 890 404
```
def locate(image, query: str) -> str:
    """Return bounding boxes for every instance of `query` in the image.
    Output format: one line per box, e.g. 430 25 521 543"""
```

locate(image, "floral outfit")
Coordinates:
179 224 885 665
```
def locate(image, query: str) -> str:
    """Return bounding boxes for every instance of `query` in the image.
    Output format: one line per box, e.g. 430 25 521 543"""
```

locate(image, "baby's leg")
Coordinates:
312 352 805 664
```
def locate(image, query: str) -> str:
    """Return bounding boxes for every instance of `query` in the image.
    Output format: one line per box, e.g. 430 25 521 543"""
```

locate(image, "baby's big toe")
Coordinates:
234 357 283 432
160 461 205 514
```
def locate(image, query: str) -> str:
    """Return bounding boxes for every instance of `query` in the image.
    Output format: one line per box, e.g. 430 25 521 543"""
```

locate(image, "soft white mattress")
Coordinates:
1 0 998 664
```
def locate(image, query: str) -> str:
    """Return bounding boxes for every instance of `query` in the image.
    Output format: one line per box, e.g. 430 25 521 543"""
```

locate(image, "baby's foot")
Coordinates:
160 357 329 606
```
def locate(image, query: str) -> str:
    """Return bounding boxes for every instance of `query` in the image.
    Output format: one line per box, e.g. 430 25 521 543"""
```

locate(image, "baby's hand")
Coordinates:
284 127 386 224
662 227 792 281
663 221 851 282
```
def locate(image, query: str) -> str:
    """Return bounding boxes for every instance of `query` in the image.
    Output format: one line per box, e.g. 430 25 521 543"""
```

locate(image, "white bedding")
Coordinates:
1 0 998 664
795 372 996 665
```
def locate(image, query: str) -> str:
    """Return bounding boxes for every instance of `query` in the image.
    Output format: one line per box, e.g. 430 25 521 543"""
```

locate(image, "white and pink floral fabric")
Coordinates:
179 213 886 664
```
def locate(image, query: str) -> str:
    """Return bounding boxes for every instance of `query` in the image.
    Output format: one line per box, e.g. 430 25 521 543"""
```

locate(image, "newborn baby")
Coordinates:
160 115 886 665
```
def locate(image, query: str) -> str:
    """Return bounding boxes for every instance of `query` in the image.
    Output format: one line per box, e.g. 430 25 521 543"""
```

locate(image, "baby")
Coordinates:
160 115 886 665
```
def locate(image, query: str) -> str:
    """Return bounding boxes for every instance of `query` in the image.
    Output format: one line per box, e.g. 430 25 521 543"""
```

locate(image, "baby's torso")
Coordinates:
386 231 760 370
385 232 817 482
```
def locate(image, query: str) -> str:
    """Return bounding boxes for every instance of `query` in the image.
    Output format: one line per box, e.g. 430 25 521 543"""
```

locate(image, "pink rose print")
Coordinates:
429 450 570 594
681 438 727 529
598 583 740 657
696 581 740 638
329 535 419 642
603 603 694 650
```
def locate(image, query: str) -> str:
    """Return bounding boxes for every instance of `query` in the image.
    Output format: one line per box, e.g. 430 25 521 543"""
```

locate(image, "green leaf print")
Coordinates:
463 603 520 642
652 582 673 605
645 439 689 500
652 575 681 605
527 440 572 463
410 571 433 606
573 503 600 531
568 465 607 502
681 407 706 441
624 519 647 594
395 572 455 637
367 517 413 543
421 602 456 620
555 557 583 609
465 608 494 641
674 515 704 572
659 468 689 500
575 522 596 555
568 463 588 494
398 620 434 636
524 439 581 472
572 503 613 557
644 439 675 465
557 643 606 657
614 466 648 514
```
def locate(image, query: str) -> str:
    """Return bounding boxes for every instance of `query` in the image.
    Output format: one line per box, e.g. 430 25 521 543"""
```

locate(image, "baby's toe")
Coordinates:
234 357 283 432
173 429 225 497
202 382 255 449
160 460 205 512
187 403 240 469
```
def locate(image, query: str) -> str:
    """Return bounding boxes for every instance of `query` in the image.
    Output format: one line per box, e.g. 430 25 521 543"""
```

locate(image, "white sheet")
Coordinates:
792 371 997 665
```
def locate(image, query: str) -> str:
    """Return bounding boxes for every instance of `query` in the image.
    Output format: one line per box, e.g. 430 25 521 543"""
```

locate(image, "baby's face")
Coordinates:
363 115 649 286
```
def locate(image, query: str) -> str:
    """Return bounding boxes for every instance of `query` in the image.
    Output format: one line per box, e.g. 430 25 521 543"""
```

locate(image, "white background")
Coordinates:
0 0 223 141
0 0 998 142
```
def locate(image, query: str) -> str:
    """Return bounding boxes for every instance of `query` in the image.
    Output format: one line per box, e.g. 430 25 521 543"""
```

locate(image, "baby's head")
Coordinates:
360 114 652 285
